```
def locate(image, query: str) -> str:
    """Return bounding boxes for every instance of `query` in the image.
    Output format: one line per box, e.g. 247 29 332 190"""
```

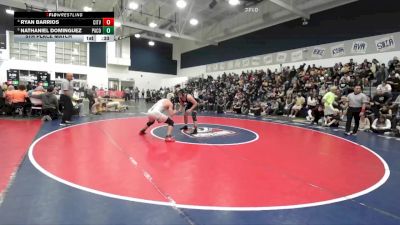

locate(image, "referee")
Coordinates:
60 73 74 126
345 85 368 135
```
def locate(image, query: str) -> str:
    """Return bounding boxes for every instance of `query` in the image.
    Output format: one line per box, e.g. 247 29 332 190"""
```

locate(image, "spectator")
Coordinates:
216 95 225 114
0 84 3 98
311 105 324 125
289 93 305 118
283 96 295 116
233 100 242 114
377 80 392 100
359 114 371 131
134 87 140 102
241 100 250 115
322 86 338 116
9 84 29 116
371 115 391 134
124 87 130 101
250 101 262 116
32 86 45 95
376 64 389 85
379 105 392 118
26 82 33 91
386 72 400 95
371 89 389 118
30 85 59 121
324 110 340 127
391 94 400 135
306 93 318 121
338 96 349 120
2 82 8 91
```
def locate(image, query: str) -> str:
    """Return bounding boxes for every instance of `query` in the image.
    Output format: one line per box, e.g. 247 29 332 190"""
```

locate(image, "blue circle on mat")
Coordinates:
151 123 258 145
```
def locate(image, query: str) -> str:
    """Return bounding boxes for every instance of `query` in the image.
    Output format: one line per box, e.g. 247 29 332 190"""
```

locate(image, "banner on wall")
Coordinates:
331 43 345 57
291 50 303 61
227 60 234 70
263 55 273 64
234 59 241 69
276 52 287 63
213 63 218 71
242 58 250 67
311 47 325 58
206 65 212 73
219 62 226 70
351 41 368 54
375 35 395 52
251 56 261 66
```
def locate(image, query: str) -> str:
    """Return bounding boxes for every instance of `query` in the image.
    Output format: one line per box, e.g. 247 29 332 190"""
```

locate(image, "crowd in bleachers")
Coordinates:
1 56 400 136
0 82 128 120
180 57 400 136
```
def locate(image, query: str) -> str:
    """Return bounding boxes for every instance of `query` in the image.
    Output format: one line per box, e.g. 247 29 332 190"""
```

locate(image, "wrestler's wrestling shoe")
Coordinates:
139 129 146 135
191 128 198 135
180 125 188 130
165 136 176 142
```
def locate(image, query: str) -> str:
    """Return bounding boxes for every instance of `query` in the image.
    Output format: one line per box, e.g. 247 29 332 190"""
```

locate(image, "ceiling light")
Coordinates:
149 22 157 28
302 18 309 26
209 0 217 9
134 33 141 38
189 18 198 26
83 6 92 12
129 2 139 10
165 33 172 38
148 41 155 46
228 0 240 6
6 9 14 15
115 21 121 27
176 0 187 9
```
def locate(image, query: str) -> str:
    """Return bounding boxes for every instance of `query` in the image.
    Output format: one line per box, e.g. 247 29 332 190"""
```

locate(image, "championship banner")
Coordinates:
251 56 261 66
291 50 303 62
351 41 368 54
276 52 287 63
234 59 241 69
311 46 325 58
242 58 250 67
263 55 273 64
375 35 395 52
331 43 345 57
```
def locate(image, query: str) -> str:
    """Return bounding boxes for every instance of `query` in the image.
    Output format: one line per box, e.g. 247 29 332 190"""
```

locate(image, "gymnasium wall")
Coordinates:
180 0 400 68
178 32 400 79
129 37 177 75
0 3 179 90
0 30 177 90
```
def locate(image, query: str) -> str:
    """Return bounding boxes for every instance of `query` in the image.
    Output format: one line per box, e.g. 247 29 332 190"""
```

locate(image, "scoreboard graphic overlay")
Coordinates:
14 12 114 42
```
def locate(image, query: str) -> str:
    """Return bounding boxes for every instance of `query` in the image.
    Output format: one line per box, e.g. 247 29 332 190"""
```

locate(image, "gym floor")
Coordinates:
0 100 399 225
